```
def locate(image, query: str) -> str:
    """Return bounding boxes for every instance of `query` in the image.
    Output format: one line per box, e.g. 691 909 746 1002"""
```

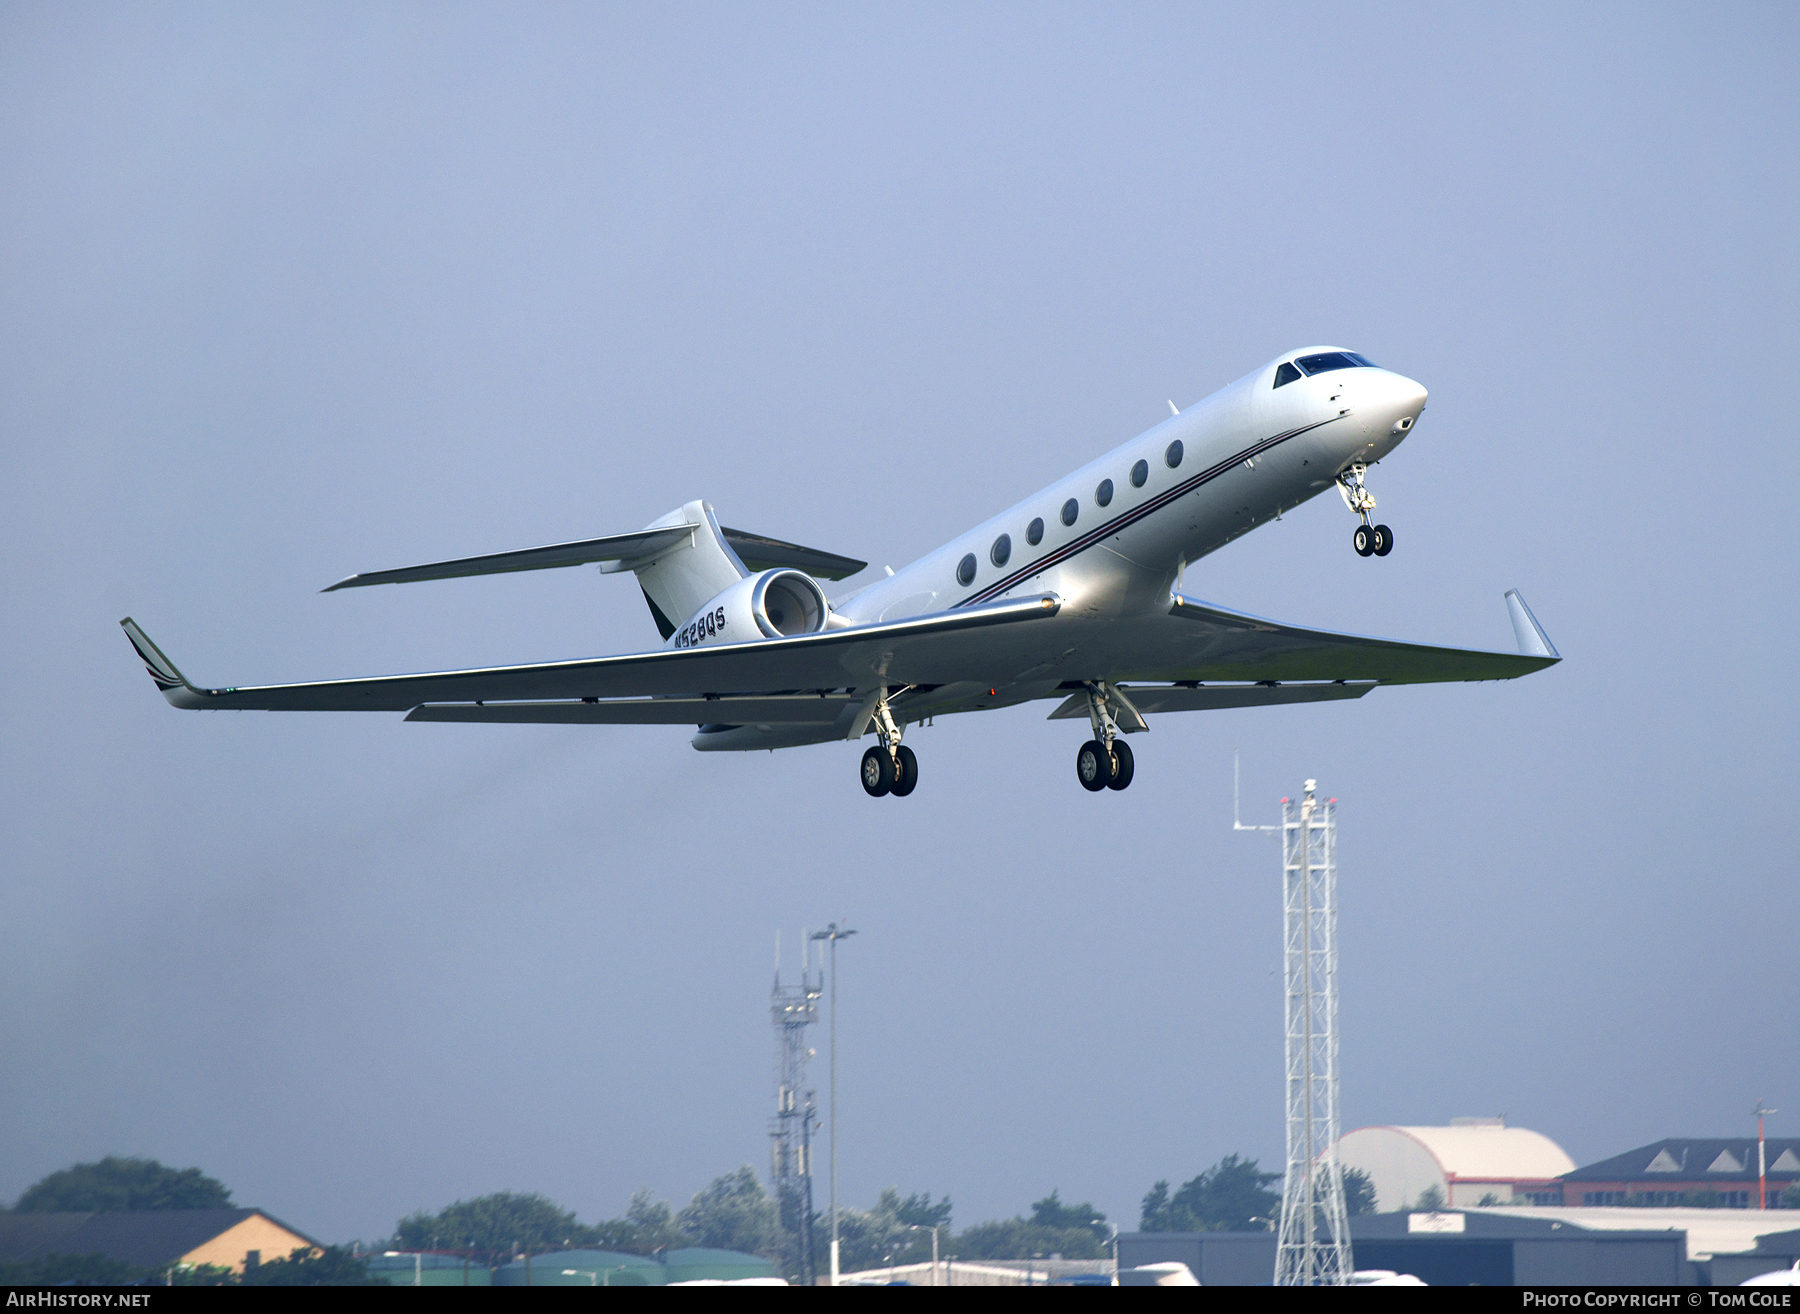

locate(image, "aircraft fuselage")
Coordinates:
692 346 1428 750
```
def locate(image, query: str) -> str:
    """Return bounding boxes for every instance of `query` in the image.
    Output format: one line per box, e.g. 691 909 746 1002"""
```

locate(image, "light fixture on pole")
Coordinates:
811 922 857 1285
1094 1219 1118 1275
902 1224 940 1285
1755 1100 1779 1210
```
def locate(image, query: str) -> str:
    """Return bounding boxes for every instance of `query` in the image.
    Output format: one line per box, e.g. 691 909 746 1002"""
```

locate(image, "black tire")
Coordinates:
1076 739 1114 791
890 745 918 797
1106 739 1135 790
860 746 894 797
1372 524 1393 556
1353 525 1375 557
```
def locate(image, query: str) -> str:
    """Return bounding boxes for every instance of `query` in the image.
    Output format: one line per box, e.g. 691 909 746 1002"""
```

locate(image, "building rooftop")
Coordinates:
1469 1206 1800 1262
0 1209 317 1270
1344 1123 1576 1180
1562 1139 1800 1183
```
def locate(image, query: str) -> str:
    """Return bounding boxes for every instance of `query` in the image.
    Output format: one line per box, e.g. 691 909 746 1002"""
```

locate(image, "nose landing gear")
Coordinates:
1339 464 1394 558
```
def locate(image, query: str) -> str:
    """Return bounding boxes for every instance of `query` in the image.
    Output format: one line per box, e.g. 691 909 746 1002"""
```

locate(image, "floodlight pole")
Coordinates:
1755 1100 1778 1209
904 1224 940 1285
1233 757 1351 1286
812 923 856 1284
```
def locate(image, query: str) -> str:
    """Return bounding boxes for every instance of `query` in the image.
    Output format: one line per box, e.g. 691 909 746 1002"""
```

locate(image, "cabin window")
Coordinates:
1294 351 1365 377
956 553 977 587
1027 517 1044 546
990 534 1011 567
1165 439 1184 469
1130 459 1148 488
1095 479 1113 507
1061 498 1079 526
1273 361 1302 388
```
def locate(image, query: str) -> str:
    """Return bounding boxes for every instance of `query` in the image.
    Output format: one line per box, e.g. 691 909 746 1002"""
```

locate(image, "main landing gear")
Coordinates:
1075 682 1137 793
861 744 917 798
856 687 917 798
1339 463 1393 558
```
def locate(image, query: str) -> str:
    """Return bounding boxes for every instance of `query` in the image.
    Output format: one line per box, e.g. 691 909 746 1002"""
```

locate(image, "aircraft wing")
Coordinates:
1144 587 1560 684
120 593 1060 713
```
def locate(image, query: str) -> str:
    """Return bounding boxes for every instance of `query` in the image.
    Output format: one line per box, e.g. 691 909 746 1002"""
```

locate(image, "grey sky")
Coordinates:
3 3 1795 1243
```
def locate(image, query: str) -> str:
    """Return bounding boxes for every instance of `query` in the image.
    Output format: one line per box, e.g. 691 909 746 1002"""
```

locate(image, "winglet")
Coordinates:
1504 590 1558 660
119 619 207 708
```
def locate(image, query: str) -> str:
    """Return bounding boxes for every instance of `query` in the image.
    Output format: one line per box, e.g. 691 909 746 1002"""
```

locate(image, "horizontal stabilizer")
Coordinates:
322 524 866 592
1047 681 1374 719
321 526 699 591
407 695 854 725
721 529 866 580
1160 592 1559 684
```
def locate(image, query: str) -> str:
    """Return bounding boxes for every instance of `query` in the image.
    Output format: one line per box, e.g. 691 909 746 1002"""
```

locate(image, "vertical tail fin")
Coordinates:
602 500 749 629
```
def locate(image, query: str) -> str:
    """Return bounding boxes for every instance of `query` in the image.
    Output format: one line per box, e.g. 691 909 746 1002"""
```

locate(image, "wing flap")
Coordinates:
121 592 1061 712
1161 591 1558 684
1047 681 1375 719
407 695 853 725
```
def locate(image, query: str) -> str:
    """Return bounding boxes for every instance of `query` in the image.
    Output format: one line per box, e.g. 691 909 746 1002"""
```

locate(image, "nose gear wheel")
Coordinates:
1338 463 1394 559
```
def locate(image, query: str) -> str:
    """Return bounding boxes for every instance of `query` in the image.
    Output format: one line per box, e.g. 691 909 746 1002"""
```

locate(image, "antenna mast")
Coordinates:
770 931 822 1284
1235 762 1352 1286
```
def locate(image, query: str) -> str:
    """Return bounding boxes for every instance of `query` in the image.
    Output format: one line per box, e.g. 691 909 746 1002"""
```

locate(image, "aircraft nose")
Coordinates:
1377 372 1427 436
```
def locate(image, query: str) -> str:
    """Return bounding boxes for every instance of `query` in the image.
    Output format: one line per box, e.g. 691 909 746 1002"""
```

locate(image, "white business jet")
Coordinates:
123 346 1559 797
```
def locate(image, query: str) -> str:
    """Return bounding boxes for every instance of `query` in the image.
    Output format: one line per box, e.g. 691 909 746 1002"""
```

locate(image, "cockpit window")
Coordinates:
1273 361 1302 389
1295 351 1372 377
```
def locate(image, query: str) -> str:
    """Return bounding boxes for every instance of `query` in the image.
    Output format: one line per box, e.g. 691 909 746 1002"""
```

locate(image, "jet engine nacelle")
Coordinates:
665 569 830 650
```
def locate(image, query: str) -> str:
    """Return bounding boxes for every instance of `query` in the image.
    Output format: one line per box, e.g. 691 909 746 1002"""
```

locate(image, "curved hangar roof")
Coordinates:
1337 1122 1577 1210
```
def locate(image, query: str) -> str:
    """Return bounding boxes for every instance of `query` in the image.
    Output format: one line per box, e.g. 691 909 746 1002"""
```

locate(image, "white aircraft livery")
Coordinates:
123 346 1559 796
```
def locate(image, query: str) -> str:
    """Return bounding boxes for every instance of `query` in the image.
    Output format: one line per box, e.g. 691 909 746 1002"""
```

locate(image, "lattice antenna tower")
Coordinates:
769 930 822 1285
1235 757 1352 1286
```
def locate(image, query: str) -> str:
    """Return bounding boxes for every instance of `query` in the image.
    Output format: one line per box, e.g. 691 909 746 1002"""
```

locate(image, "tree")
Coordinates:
592 1189 689 1256
13 1157 232 1212
1413 1185 1446 1211
925 1189 1106 1263
1140 1155 1281 1233
393 1191 594 1264
951 1216 1104 1261
675 1167 780 1257
833 1188 957 1272
892 1190 953 1231
1782 1183 1800 1210
240 1245 385 1286
1028 1189 1107 1240
1342 1167 1377 1217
